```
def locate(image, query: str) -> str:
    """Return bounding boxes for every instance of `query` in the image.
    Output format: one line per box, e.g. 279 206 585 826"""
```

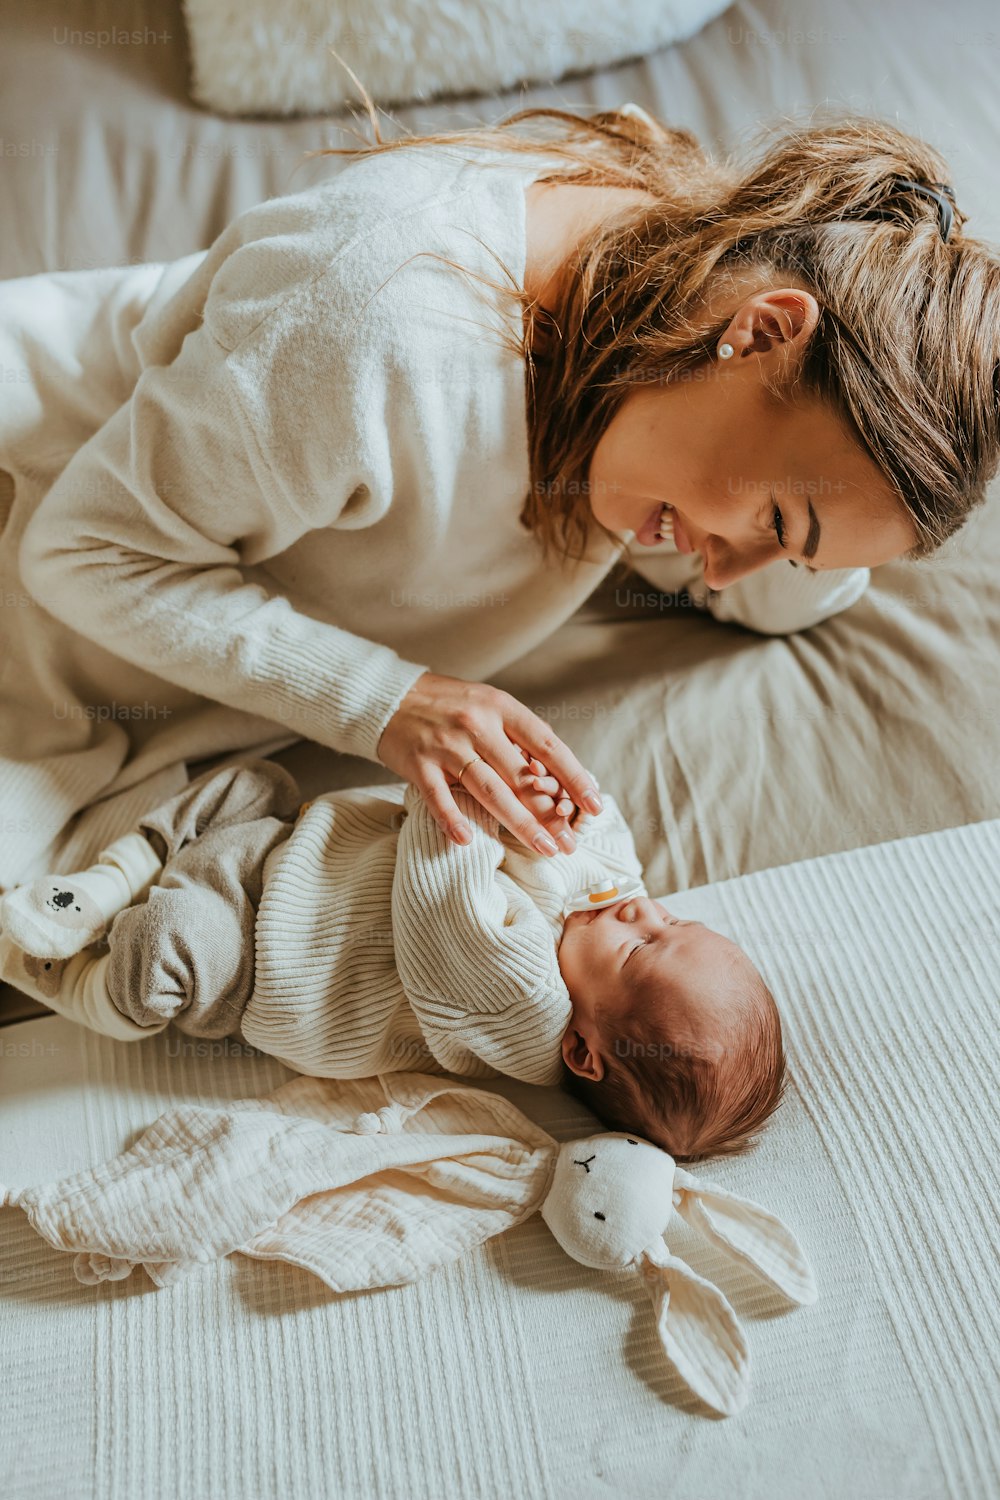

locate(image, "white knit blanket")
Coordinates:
1 819 998 1497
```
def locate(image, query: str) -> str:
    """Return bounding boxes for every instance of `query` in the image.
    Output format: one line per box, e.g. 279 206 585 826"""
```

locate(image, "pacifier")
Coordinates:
562 873 645 917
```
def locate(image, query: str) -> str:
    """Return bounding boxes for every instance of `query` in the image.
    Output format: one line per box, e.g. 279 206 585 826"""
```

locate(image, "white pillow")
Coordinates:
182 0 734 118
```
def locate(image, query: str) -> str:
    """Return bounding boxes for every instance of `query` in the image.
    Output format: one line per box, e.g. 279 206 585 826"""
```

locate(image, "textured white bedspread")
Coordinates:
1 819 998 1499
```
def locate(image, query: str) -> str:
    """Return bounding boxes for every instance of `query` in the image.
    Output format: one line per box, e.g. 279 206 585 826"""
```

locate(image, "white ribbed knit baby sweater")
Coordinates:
243 784 646 1086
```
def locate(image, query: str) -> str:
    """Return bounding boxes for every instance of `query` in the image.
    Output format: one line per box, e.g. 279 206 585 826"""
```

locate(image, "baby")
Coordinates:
556 898 784 1161
0 758 785 1162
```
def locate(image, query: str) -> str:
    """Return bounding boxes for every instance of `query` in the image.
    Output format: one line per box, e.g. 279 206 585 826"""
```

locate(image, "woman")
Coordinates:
1 100 997 889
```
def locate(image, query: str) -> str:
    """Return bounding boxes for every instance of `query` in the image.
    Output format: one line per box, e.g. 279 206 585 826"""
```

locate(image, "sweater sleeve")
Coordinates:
17 253 431 764
391 783 571 1085
628 545 869 636
496 788 647 909
560 791 647 882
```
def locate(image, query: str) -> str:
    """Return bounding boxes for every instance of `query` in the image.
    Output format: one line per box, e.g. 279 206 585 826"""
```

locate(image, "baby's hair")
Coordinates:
561 964 786 1165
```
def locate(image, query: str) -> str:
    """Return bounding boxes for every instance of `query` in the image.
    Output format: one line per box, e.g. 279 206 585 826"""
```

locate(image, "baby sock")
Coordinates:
0 933 168 1042
0 831 164 959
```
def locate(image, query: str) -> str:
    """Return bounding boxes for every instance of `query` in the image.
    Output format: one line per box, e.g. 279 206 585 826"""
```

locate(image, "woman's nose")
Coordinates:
701 535 781 590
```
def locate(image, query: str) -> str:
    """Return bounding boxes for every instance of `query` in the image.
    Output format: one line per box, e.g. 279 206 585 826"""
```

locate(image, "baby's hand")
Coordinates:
517 751 580 829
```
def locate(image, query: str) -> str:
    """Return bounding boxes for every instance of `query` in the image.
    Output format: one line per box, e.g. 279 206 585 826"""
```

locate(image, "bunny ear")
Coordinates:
672 1169 817 1306
638 1244 750 1417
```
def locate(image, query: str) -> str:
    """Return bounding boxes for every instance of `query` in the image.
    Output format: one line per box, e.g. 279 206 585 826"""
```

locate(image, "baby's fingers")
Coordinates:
531 772 560 795
532 767 575 814
520 787 562 822
533 778 574 819
523 755 576 820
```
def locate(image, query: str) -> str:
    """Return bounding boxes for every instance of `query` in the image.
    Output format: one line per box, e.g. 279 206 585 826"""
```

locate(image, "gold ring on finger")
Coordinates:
457 754 484 786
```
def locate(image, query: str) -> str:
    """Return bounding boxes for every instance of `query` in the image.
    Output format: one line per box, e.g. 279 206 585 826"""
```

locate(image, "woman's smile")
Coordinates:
634 500 694 553
671 508 694 554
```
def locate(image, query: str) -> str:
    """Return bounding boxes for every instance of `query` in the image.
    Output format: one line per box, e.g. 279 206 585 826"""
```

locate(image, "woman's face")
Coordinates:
585 286 917 588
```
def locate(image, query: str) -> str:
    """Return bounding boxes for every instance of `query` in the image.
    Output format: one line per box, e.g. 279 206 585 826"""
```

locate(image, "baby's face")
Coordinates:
557 895 750 1069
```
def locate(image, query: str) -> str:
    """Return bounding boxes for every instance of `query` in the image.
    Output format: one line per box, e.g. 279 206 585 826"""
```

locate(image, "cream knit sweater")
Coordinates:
243 783 646 1086
0 141 868 888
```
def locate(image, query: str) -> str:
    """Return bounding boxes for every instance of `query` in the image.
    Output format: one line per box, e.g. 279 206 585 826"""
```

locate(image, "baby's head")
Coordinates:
556 894 785 1163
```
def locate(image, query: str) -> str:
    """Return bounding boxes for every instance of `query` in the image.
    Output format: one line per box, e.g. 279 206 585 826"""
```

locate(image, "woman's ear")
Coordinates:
722 288 820 359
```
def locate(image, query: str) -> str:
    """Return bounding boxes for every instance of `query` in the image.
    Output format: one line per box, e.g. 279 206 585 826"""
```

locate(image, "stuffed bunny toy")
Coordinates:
0 1070 816 1416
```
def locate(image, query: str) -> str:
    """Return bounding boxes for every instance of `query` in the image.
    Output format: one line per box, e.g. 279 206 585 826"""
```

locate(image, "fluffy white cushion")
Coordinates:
182 0 733 117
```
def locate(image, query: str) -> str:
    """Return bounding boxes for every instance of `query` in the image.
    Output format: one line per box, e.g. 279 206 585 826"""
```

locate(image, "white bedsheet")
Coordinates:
2 819 998 1499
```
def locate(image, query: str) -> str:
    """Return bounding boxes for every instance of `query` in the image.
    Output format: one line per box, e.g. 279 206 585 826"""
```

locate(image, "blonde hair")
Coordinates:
308 79 1000 569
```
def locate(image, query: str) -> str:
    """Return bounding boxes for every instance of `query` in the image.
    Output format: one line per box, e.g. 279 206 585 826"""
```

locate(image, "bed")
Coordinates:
2 818 998 1497
1 0 998 1491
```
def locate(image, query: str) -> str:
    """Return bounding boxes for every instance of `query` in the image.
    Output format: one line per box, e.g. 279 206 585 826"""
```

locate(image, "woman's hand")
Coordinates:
376 671 603 855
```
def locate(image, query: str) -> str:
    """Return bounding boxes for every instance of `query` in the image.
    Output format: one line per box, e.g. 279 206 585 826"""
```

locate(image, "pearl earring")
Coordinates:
718 342 735 360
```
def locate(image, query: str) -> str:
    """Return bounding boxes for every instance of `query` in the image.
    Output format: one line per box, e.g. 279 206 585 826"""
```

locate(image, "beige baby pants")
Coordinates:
106 758 301 1039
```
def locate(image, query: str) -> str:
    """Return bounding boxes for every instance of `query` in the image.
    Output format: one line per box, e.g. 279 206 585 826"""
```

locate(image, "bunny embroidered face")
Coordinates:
539 1132 677 1270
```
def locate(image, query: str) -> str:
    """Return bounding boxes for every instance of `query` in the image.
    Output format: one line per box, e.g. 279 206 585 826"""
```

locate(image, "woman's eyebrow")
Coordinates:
803 499 822 561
